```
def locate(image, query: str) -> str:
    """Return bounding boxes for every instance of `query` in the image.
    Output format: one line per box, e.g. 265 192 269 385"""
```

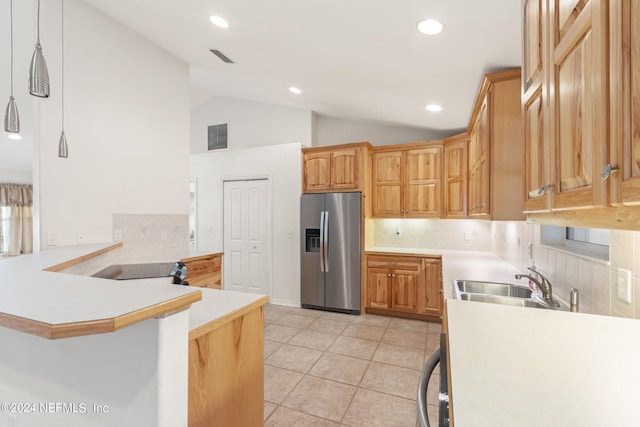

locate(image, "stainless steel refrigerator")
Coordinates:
300 192 361 314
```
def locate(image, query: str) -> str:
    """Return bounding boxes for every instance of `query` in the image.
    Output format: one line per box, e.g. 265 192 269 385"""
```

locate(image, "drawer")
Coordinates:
367 256 422 271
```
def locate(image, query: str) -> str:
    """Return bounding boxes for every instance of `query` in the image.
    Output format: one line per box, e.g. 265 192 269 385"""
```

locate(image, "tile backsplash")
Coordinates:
113 214 189 261
373 219 492 251
374 218 640 320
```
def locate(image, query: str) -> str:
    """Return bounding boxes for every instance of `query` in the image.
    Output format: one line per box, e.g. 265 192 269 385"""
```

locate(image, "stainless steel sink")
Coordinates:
458 293 550 309
453 279 556 310
454 280 532 298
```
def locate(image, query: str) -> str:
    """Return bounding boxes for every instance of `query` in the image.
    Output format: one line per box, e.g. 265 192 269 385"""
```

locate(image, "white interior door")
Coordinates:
223 179 270 295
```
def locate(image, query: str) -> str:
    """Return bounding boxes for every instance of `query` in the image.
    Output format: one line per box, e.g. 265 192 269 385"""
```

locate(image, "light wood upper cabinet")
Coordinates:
468 95 490 217
609 0 640 205
549 0 608 210
467 69 525 220
372 143 442 218
523 86 551 212
525 0 608 212
302 151 332 191
443 133 468 218
405 147 441 217
372 151 404 216
302 142 370 193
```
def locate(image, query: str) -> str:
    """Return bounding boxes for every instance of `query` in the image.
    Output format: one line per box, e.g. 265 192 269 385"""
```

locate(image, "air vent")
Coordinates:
208 123 228 150
210 49 235 64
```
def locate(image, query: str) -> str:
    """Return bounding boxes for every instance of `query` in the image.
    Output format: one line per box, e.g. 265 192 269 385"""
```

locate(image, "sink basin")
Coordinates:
454 280 533 298
458 293 550 309
453 279 556 310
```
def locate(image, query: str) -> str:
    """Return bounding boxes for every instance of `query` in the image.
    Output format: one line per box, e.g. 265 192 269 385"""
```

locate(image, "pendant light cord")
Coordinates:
36 0 41 45
9 0 14 97
61 0 65 131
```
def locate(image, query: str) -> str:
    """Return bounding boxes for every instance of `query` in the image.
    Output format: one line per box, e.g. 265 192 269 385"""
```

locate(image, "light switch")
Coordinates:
617 268 633 304
464 231 472 241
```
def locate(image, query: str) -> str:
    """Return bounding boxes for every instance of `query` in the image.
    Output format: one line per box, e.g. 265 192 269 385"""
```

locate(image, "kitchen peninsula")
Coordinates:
0 243 267 427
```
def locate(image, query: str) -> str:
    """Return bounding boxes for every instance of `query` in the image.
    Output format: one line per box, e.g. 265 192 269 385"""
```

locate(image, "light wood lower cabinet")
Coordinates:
365 254 442 322
181 253 222 289
189 300 266 427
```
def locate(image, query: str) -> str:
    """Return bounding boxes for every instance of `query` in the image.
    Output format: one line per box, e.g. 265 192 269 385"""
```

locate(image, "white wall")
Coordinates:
190 97 313 153
190 143 302 306
0 169 32 184
36 0 190 248
0 311 188 427
315 115 457 147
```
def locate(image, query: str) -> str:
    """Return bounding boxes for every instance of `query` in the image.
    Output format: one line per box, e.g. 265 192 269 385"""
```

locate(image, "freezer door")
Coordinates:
325 192 361 311
300 194 325 307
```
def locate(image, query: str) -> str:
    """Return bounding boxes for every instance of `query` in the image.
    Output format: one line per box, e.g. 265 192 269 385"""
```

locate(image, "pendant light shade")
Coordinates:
4 0 20 134
58 131 68 158
29 0 50 98
4 97 19 133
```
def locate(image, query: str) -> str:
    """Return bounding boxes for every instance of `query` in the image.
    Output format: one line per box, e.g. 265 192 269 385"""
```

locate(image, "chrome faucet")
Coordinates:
515 267 560 307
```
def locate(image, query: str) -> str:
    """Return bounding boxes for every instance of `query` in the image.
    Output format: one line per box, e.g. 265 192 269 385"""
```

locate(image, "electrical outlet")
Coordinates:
160 231 167 241
46 232 57 246
113 229 122 242
617 268 633 304
464 231 472 241
287 230 293 239
528 242 533 259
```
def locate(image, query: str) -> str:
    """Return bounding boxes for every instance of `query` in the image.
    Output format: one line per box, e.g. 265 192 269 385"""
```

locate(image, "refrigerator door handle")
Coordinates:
319 211 326 272
323 210 329 272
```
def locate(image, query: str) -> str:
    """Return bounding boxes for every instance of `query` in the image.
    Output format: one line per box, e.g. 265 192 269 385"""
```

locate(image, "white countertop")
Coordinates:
0 243 237 339
0 243 268 340
188 288 268 335
447 299 640 426
369 246 640 425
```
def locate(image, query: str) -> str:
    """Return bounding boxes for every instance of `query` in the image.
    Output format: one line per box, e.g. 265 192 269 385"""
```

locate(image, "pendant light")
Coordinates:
4 0 20 135
29 0 50 98
58 0 68 158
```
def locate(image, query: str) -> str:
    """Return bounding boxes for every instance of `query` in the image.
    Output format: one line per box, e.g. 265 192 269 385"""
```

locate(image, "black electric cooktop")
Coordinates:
91 262 175 280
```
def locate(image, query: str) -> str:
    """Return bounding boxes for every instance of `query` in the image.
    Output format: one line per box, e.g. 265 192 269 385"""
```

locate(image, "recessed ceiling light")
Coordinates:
209 15 229 29
289 87 302 95
426 104 442 112
418 19 443 35
7 133 21 140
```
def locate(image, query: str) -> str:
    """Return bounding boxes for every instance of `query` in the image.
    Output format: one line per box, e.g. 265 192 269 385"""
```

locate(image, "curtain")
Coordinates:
0 184 33 256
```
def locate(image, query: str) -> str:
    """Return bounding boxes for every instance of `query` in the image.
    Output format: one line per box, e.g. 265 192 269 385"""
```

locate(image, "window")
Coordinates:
541 226 609 261
0 206 10 254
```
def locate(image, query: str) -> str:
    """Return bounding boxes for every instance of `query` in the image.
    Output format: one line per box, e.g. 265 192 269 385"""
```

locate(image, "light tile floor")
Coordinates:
263 304 442 427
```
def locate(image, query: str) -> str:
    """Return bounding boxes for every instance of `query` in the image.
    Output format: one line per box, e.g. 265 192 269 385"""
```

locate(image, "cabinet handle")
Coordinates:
528 184 554 198
601 164 619 180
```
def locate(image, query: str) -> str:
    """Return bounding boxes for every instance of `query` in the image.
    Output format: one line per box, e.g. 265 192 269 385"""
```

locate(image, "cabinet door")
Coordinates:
523 86 551 212
405 147 442 218
303 152 332 192
331 147 360 190
610 0 640 205
372 151 404 217
391 268 419 312
524 0 544 92
549 0 607 210
444 139 467 218
367 268 391 309
469 96 490 216
418 259 442 316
